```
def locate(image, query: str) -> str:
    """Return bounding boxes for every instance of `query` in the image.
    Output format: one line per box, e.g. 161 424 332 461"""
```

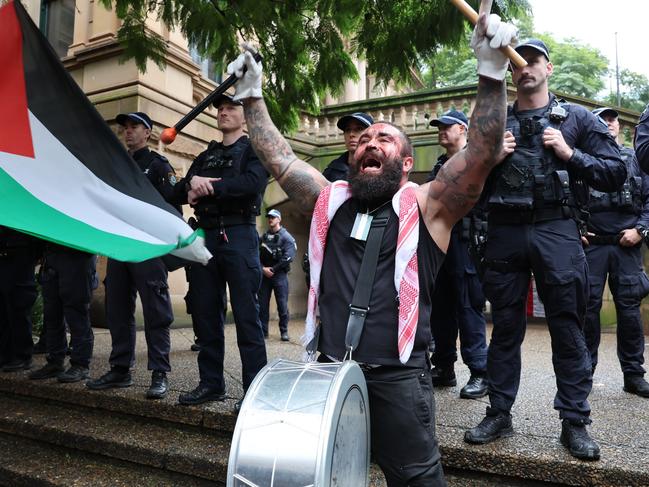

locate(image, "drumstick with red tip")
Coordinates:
160 48 263 144
449 0 527 69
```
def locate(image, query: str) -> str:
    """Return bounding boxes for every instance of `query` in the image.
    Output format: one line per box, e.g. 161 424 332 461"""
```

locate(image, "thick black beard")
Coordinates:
349 157 403 203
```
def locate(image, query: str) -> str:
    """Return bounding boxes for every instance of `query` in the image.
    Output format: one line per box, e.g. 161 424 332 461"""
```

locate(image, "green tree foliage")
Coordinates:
602 69 649 112
424 30 608 100
99 0 529 131
540 35 608 99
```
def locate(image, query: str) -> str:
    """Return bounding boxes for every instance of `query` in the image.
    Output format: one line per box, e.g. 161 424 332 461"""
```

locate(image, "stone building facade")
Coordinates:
18 0 644 331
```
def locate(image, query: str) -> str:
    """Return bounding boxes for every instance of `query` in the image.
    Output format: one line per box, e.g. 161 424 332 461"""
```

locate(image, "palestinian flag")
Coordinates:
0 0 211 264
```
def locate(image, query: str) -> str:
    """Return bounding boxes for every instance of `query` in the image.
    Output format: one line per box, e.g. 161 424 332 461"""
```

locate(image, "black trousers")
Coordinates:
105 257 173 372
483 219 592 423
584 243 649 375
41 251 96 367
258 271 290 334
364 366 447 486
188 225 267 392
430 229 488 373
0 252 38 364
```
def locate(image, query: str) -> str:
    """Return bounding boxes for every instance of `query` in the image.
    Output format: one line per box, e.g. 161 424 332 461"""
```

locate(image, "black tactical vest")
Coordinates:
488 99 582 212
191 137 262 220
260 231 283 266
589 147 642 215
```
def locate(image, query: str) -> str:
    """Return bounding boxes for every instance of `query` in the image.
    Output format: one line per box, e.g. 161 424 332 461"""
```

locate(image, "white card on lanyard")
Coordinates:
350 213 373 241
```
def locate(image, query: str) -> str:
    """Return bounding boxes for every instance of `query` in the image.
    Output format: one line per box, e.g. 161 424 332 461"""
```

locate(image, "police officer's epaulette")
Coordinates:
149 150 169 163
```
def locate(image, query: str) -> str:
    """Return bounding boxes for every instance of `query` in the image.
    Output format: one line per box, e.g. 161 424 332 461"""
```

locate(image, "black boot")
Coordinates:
623 374 649 398
58 365 89 383
460 372 489 399
29 362 64 380
464 407 514 444
560 419 600 461
431 366 456 387
178 385 226 405
146 371 169 399
86 369 133 390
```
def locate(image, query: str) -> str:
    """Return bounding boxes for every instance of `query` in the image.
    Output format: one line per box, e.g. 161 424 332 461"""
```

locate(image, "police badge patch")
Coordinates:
167 172 177 185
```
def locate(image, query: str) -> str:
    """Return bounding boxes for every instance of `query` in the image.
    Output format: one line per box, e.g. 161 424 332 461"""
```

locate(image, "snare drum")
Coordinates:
227 358 370 487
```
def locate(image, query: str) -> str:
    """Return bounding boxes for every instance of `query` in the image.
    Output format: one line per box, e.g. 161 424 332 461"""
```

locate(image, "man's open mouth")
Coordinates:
360 157 382 173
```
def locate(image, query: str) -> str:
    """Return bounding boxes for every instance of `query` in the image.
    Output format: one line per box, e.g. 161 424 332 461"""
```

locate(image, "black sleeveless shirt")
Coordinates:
318 198 445 368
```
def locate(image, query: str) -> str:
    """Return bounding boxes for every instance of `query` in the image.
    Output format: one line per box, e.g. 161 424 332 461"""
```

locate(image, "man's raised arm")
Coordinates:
416 14 516 235
228 52 328 214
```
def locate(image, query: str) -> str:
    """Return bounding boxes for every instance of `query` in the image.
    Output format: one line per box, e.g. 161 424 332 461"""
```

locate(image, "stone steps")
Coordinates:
0 431 220 487
0 391 230 483
1 360 648 486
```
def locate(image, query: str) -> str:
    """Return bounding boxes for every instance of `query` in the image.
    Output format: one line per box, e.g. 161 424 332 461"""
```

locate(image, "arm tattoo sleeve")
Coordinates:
244 99 328 212
426 78 506 221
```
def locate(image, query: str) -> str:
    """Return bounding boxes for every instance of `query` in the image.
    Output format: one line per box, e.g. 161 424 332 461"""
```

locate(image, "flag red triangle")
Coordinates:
0 1 34 159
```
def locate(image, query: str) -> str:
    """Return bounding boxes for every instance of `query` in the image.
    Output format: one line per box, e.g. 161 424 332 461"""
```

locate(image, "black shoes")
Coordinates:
190 343 201 352
86 369 133 390
560 419 600 461
623 374 649 398
2 359 33 372
58 365 89 383
464 408 514 444
29 362 64 380
460 373 489 399
280 332 290 342
431 366 456 387
178 385 226 405
147 371 169 399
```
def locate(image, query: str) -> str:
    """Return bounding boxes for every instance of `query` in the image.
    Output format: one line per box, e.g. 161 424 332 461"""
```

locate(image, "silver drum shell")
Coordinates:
227 358 370 487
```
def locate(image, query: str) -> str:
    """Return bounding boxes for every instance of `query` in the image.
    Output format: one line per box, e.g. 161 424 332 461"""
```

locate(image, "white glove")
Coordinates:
470 13 518 81
226 50 263 101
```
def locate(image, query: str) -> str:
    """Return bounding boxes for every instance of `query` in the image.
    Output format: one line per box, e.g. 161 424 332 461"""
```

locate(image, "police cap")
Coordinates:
429 109 469 129
514 39 550 61
116 112 152 130
592 107 619 119
213 93 244 109
336 112 374 131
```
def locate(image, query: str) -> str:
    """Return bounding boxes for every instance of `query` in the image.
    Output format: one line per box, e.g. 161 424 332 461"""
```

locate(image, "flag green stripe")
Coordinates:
0 167 175 261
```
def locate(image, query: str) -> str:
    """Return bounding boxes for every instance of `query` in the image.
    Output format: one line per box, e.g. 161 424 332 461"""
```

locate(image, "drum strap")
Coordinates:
344 205 392 358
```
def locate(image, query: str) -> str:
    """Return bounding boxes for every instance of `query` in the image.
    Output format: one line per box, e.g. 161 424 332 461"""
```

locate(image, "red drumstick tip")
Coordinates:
161 127 177 144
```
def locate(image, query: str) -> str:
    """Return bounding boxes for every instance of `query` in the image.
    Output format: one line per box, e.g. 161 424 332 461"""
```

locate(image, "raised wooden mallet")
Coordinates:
449 0 527 69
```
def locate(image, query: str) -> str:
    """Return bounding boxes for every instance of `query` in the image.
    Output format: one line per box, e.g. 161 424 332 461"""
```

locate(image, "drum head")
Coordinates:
227 359 370 487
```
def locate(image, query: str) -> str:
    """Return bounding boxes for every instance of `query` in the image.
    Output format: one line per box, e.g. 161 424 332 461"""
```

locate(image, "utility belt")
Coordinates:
587 234 622 245
195 214 256 229
488 206 574 225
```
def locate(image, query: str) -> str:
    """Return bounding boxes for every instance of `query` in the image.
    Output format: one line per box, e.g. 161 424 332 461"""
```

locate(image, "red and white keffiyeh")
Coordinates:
303 180 420 364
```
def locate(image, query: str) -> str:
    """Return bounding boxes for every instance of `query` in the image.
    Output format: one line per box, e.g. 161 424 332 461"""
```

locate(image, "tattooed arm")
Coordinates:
416 77 506 251
243 98 329 214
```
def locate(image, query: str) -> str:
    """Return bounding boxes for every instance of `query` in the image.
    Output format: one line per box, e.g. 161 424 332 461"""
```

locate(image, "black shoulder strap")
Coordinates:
344 204 392 357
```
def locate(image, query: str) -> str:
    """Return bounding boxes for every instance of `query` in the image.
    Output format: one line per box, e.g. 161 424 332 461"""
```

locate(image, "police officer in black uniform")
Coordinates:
0 226 41 372
29 243 97 382
87 112 177 399
464 40 626 461
259 209 296 341
175 94 268 410
427 109 489 399
634 104 649 174
322 112 374 182
584 107 649 397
